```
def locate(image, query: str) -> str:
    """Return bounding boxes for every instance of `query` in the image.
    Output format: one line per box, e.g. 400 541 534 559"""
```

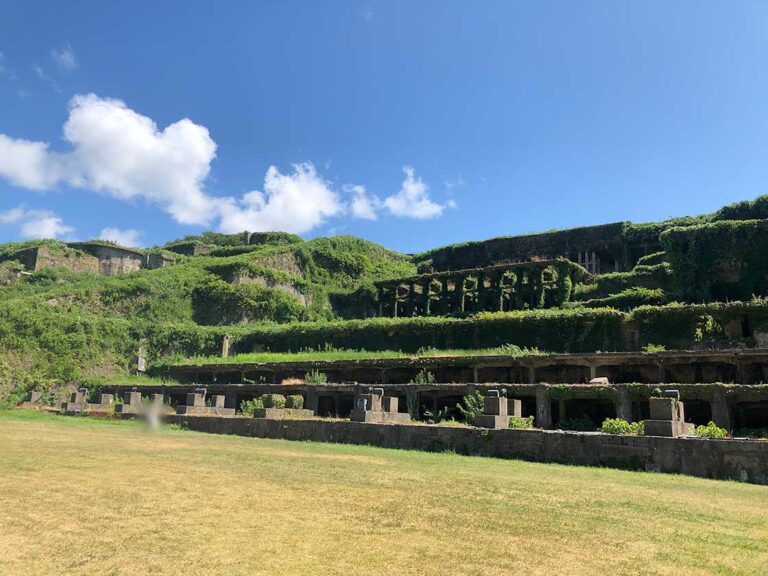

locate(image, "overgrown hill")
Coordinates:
1 193 768 404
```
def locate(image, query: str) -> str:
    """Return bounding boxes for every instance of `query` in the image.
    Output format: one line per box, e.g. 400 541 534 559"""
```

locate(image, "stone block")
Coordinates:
27 391 43 403
382 396 399 413
186 393 205 407
483 396 508 417
649 397 676 421
253 408 315 419
175 405 235 417
150 393 164 405
98 394 114 405
475 414 509 429
356 393 382 413
508 399 522 418
212 395 225 408
644 420 695 438
124 391 142 406
70 391 86 404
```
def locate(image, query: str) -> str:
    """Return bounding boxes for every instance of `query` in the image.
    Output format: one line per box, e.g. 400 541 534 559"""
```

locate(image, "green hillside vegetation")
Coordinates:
1 193 768 405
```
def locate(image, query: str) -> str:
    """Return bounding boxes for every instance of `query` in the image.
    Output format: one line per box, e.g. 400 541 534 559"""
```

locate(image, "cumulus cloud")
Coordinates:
98 227 143 247
0 94 452 237
0 94 217 225
383 166 448 219
218 163 343 234
345 184 379 220
51 44 77 71
0 206 74 239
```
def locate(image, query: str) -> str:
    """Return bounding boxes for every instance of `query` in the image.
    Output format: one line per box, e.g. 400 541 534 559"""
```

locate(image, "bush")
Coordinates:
695 421 728 439
303 370 328 384
261 394 286 409
558 415 595 431
509 415 535 429
412 369 436 385
456 391 484 423
239 397 263 416
600 418 631 435
285 394 304 409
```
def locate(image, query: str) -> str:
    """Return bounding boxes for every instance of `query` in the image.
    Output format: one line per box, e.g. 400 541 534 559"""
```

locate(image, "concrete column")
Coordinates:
377 286 384 317
473 367 479 383
306 386 319 412
333 394 340 417
477 275 486 312
558 399 567 422
615 385 633 422
657 362 666 384
589 365 597 380
710 388 732 432
440 279 449 314
406 386 419 420
224 390 239 410
528 366 536 384
535 385 552 429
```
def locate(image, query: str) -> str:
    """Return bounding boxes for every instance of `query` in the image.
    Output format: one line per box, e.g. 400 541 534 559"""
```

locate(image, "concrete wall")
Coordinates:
166 415 768 485
68 243 145 275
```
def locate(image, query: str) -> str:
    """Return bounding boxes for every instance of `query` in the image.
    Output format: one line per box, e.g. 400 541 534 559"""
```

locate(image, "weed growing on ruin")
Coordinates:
303 370 328 384
509 415 535 429
695 421 728 439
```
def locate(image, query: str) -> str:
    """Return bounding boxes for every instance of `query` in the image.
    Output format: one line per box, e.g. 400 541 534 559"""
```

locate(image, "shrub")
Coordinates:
509 415 535 429
642 343 666 353
412 369 436 385
303 370 328 384
239 397 263 416
600 418 631 435
695 421 728 439
424 406 452 424
285 394 304 409
456 391 484 423
261 394 286 409
558 415 595 431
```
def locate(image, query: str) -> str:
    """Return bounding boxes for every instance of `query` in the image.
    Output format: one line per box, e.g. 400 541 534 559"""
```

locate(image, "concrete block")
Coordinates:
150 393 164 405
508 399 522 418
124 391 142 406
212 395 226 408
186 393 205 407
382 396 399 413
484 396 508 417
98 394 114 405
475 414 509 429
356 393 382 413
649 397 676 421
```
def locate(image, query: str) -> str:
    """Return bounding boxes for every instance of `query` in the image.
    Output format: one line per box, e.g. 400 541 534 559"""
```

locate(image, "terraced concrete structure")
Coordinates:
375 259 588 316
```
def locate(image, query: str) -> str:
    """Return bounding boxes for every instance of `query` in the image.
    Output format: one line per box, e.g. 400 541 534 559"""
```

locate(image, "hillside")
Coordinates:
1 193 768 404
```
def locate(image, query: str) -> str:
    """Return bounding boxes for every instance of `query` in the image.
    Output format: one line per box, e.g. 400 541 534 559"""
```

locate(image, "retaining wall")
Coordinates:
166 415 768 485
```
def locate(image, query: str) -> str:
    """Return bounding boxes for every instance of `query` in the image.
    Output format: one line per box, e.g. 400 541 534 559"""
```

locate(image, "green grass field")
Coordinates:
1 410 767 575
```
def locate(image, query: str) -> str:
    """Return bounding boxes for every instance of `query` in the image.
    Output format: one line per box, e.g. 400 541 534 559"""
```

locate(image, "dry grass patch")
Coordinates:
0 410 767 576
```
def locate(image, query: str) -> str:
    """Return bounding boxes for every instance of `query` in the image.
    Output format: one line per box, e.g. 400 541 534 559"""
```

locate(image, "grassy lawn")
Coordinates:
174 345 543 367
1 410 767 575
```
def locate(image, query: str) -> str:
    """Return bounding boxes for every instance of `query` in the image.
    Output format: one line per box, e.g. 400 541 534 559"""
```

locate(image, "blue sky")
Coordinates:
0 1 767 252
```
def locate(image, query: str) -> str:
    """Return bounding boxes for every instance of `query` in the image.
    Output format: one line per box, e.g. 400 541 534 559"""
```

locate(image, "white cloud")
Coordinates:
444 175 465 190
0 94 217 225
0 95 452 237
217 163 343 234
345 184 379 220
51 44 77 71
383 166 448 219
0 206 74 239
98 227 143 247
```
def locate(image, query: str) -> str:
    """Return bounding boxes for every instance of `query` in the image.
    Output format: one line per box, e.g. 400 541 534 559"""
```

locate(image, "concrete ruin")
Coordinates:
375 260 587 317
176 392 235 417
115 391 143 414
644 394 695 437
474 390 522 429
350 387 411 424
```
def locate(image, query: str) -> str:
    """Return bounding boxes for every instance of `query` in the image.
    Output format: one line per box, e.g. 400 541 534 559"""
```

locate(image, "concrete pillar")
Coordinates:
710 388 732 432
306 386 318 412
657 362 666 384
558 399 567 422
377 286 384 317
589 365 597 380
535 385 552 429
224 390 238 409
477 275 486 312
616 385 633 422
333 394 340 417
473 367 479 383
528 366 536 384
406 386 419 420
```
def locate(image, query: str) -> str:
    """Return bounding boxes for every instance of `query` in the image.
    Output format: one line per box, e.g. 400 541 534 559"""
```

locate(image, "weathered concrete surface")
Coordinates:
165 415 768 485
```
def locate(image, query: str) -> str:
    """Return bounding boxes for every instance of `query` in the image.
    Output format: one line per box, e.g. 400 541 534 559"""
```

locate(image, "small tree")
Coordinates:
456 391 484 424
